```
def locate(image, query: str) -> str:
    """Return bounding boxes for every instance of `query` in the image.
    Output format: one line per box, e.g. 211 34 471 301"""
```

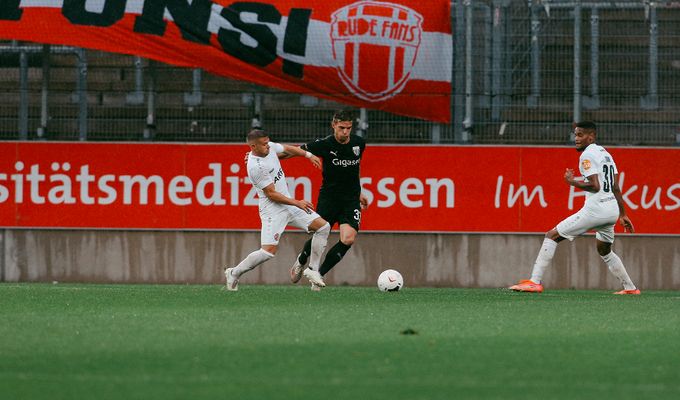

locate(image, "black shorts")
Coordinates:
316 193 361 232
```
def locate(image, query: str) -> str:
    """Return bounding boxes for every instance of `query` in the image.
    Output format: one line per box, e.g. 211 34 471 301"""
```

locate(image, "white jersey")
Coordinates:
578 143 618 214
247 142 290 211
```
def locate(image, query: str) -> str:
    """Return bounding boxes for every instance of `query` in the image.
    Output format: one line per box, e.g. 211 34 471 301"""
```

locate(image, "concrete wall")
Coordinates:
2 229 679 290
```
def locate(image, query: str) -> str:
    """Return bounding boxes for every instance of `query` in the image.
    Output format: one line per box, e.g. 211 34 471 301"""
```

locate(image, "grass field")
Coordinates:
1 284 679 399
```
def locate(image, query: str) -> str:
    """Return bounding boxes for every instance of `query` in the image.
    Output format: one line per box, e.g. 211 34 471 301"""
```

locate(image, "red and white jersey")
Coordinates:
578 143 618 213
247 142 290 211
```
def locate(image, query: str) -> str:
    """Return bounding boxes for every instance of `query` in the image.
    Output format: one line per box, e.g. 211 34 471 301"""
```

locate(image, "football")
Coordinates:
377 269 404 292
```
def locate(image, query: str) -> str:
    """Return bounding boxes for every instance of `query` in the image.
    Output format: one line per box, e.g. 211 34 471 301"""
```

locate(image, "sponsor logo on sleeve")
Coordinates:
582 159 591 170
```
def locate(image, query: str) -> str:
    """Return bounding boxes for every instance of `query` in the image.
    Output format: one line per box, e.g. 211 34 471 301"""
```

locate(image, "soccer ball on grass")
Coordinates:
377 269 404 292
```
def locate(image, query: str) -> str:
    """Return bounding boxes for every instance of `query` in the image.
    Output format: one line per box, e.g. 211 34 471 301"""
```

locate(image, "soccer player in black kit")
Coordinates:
290 110 368 291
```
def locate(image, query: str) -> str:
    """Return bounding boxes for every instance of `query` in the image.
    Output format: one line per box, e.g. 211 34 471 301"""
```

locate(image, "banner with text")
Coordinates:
0 0 451 122
0 142 678 234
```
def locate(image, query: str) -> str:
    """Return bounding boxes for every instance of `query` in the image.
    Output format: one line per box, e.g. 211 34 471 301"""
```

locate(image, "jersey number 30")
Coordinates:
602 164 615 193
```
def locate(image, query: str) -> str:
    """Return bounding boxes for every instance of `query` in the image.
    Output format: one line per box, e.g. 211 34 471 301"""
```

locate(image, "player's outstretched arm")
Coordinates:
280 144 321 168
612 174 634 233
262 184 315 213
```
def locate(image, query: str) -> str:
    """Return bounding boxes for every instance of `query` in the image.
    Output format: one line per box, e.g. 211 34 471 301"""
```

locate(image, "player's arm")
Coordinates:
249 160 312 212
564 169 600 193
279 144 321 169
359 140 368 209
262 183 315 213
612 174 635 233
273 142 308 161
276 146 299 160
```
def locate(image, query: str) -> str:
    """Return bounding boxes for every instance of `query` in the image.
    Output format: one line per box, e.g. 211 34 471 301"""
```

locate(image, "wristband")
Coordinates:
305 151 313 159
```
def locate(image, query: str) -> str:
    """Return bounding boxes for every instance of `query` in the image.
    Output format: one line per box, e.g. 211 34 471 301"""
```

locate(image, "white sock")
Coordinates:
232 249 275 277
308 223 330 271
530 238 558 284
601 251 636 290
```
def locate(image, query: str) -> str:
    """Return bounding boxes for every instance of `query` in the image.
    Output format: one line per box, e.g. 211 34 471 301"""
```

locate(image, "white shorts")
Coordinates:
260 205 320 245
556 207 618 243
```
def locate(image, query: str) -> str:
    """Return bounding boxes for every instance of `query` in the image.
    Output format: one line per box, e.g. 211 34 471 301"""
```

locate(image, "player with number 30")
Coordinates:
509 121 640 295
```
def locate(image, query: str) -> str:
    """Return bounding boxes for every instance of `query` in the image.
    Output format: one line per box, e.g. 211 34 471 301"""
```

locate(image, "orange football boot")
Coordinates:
613 289 641 295
509 279 544 293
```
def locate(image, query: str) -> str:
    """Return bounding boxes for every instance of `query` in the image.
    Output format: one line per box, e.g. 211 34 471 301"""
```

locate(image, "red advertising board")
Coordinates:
0 0 451 122
0 142 678 234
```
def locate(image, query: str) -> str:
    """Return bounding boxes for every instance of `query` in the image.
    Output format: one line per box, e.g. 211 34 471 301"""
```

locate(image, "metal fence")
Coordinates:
1 0 679 144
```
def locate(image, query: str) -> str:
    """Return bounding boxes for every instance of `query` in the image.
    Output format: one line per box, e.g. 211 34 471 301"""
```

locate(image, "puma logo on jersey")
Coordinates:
329 150 338 156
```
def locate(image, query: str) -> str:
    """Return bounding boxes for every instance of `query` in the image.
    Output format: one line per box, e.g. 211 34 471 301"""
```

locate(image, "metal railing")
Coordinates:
1 0 679 145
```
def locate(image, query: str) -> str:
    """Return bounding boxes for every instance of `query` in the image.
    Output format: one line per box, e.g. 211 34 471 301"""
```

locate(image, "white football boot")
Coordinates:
289 253 305 284
303 269 326 287
224 267 239 291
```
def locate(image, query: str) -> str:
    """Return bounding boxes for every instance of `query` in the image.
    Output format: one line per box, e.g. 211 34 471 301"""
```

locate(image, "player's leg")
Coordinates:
534 209 596 283
529 229 564 285
307 217 331 271
510 209 593 292
302 217 331 286
290 225 334 284
294 239 313 269
319 224 356 276
226 245 276 291
225 210 283 291
509 228 563 292
290 239 311 283
291 195 337 279
288 208 330 287
318 198 361 276
595 228 639 294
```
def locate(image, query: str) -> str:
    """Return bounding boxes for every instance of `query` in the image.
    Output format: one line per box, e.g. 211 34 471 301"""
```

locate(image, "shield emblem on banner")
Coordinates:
353 146 360 156
330 1 423 102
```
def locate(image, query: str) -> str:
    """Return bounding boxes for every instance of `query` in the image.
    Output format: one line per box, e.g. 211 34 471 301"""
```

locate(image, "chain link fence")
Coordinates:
1 0 679 144
465 0 680 145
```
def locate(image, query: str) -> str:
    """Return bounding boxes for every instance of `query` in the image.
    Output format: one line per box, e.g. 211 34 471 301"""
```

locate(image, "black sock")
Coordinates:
298 238 312 265
319 241 351 276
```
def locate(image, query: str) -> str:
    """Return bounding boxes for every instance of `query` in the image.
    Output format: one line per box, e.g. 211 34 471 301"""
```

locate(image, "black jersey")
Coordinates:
301 134 365 198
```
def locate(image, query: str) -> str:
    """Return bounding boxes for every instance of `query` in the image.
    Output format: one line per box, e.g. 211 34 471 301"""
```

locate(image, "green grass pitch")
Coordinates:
1 284 679 399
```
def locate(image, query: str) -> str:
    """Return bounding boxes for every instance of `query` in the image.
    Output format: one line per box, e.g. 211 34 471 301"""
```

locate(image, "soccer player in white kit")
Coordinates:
224 129 331 291
509 121 640 295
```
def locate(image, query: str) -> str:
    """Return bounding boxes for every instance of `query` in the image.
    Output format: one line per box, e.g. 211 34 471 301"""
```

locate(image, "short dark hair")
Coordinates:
332 110 354 123
247 129 268 142
574 121 597 132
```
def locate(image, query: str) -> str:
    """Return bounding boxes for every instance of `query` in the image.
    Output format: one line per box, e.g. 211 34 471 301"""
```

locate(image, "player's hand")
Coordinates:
619 215 635 233
243 151 250 165
309 155 322 169
564 168 575 184
296 199 315 214
360 193 369 210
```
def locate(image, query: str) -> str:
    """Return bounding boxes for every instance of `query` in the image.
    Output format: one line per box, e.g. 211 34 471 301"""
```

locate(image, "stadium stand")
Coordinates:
1 1 679 144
